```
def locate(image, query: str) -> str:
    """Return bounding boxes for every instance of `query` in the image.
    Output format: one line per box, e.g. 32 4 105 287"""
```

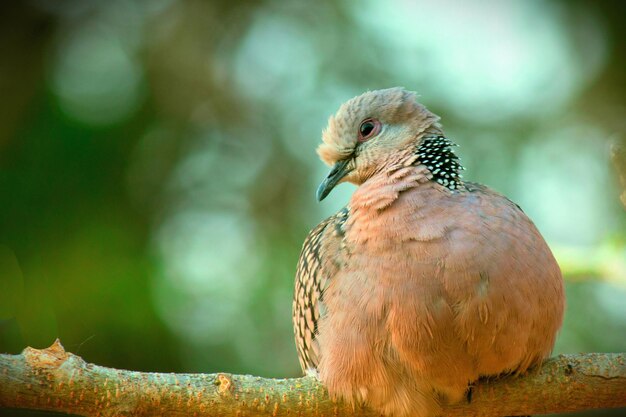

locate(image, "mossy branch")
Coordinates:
0 340 625 416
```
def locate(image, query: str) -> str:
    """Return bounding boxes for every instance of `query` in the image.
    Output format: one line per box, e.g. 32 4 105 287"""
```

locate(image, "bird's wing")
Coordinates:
293 207 349 372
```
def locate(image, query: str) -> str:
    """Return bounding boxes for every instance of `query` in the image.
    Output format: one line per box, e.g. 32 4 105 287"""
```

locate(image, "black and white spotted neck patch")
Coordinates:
416 135 464 190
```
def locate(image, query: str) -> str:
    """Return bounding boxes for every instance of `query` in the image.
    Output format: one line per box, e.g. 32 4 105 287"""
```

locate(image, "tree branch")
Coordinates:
0 340 625 416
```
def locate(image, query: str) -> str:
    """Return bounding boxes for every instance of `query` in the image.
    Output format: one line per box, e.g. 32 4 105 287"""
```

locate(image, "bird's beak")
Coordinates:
316 158 352 201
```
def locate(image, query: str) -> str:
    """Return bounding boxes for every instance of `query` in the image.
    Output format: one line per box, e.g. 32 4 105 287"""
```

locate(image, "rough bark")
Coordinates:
0 340 625 416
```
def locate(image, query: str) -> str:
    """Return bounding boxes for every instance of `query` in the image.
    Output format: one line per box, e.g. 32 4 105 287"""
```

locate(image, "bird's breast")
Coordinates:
345 183 459 251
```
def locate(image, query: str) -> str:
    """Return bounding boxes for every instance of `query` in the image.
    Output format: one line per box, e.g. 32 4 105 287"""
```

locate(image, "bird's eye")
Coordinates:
357 118 381 142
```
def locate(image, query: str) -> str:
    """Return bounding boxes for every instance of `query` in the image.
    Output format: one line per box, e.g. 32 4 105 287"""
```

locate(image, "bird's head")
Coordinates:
316 87 443 201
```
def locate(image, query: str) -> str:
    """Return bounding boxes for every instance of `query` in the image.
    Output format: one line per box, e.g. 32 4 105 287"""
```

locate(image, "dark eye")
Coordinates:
357 118 381 142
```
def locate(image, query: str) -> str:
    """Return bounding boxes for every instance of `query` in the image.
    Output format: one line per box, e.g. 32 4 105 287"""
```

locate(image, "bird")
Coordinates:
292 87 565 417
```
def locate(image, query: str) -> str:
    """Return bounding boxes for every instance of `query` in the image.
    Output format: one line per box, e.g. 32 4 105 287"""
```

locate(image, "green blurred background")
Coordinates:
1 0 625 416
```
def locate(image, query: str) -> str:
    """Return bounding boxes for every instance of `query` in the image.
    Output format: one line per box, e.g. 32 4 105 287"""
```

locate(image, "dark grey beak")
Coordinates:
316 159 352 201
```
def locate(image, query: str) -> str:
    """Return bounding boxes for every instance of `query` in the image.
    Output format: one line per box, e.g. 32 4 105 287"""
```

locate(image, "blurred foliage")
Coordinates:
0 1 625 416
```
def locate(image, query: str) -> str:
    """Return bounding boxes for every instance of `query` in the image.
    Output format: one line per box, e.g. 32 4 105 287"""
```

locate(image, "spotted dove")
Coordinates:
292 87 565 417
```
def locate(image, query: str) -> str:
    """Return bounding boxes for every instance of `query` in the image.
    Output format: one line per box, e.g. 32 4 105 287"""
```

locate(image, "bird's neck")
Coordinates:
415 134 463 191
349 161 433 211
349 133 464 212
345 164 446 250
